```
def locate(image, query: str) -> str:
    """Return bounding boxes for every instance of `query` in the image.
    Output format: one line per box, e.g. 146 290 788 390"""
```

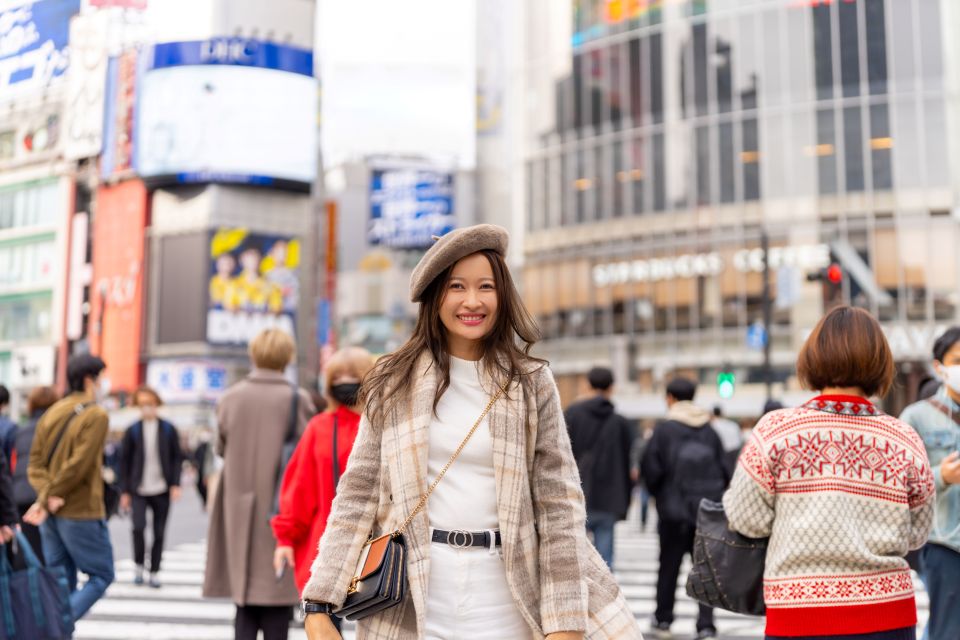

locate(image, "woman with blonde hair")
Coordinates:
300 225 641 639
272 347 376 597
203 328 316 640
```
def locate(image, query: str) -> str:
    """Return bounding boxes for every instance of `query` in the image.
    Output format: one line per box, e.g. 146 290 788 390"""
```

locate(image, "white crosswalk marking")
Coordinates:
75 523 929 639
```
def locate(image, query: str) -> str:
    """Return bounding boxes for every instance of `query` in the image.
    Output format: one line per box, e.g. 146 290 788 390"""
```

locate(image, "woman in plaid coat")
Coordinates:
301 225 642 639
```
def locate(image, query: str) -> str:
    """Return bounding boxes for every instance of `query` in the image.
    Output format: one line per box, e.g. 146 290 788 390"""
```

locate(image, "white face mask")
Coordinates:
96 376 112 401
938 364 960 395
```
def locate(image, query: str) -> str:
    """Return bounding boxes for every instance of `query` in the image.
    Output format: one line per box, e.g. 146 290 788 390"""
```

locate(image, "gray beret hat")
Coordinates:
409 224 509 302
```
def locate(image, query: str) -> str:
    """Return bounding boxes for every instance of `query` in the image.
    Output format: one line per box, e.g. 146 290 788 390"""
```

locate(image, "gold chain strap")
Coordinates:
393 386 505 536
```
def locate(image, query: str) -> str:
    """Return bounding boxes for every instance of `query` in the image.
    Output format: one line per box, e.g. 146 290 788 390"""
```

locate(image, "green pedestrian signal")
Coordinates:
717 371 735 399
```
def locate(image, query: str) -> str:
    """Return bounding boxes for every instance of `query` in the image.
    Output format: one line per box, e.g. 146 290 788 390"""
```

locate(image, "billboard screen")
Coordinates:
207 228 300 346
91 180 148 392
135 39 316 188
0 0 81 96
368 168 455 249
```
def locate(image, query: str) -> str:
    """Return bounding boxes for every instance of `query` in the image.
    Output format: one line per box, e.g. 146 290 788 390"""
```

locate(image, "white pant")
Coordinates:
424 537 531 639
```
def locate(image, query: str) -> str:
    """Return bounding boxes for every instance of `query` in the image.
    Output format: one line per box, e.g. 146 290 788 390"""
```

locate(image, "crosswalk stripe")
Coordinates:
76 517 929 640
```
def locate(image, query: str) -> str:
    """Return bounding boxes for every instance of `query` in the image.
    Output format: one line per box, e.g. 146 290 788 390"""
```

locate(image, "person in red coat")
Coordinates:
271 347 375 594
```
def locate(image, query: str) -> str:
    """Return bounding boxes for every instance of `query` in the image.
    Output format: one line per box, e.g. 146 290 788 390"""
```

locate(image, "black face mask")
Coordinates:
330 383 361 407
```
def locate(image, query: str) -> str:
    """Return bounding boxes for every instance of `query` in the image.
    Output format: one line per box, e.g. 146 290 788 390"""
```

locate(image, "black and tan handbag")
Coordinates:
334 387 504 621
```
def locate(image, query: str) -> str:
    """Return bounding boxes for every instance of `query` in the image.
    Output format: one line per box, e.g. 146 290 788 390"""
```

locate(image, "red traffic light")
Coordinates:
826 263 842 284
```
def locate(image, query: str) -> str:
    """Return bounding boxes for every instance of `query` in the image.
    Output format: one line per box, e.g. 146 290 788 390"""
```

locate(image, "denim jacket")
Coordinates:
900 389 960 553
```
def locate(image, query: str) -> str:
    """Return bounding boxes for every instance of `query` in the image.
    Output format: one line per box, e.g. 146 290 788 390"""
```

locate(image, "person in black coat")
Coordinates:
565 366 635 570
0 448 16 544
642 377 730 640
119 387 183 588
11 385 61 561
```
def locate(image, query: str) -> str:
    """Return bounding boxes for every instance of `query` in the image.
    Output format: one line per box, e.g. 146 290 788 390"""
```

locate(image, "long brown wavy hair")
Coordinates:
360 249 545 425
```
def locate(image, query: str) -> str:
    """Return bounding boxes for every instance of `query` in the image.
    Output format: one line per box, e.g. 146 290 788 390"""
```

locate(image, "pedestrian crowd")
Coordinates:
0 225 958 640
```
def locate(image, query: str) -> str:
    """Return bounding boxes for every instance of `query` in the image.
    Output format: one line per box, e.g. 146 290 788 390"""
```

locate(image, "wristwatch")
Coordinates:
300 600 335 616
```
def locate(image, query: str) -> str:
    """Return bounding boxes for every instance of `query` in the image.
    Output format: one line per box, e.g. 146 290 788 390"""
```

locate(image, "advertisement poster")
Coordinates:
206 228 300 345
0 0 82 96
368 168 455 249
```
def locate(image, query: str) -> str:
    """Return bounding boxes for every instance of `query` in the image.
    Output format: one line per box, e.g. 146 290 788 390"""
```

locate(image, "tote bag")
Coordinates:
0 530 74 639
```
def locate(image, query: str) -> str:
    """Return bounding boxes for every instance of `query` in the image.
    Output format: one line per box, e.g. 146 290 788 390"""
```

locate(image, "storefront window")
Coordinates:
0 181 59 230
0 293 52 342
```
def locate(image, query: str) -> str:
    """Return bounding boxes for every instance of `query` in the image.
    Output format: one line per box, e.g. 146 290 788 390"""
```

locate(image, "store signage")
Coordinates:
368 168 456 249
0 0 81 96
146 359 228 404
592 244 830 286
147 39 313 76
63 12 109 160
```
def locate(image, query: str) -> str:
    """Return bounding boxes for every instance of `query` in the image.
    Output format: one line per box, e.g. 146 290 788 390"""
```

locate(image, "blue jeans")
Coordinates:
586 510 617 570
41 515 115 621
920 543 960 640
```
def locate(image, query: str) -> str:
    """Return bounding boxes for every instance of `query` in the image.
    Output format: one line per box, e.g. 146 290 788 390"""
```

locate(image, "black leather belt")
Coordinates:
431 528 501 549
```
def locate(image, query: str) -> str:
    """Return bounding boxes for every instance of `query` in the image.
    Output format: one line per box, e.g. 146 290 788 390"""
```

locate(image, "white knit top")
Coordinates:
426 356 499 531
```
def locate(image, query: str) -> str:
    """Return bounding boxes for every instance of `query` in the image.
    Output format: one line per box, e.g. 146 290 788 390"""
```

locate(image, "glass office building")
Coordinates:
518 0 960 414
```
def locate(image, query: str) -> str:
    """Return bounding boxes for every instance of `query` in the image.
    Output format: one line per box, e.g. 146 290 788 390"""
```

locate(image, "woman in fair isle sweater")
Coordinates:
724 306 935 640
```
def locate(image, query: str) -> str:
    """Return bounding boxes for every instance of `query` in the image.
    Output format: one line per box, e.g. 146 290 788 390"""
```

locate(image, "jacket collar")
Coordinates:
246 368 289 383
803 394 882 417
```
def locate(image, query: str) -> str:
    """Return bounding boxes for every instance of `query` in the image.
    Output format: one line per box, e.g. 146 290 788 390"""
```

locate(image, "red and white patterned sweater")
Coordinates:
723 395 935 637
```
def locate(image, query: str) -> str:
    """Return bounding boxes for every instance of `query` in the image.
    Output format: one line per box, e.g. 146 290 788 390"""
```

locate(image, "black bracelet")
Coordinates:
301 600 335 616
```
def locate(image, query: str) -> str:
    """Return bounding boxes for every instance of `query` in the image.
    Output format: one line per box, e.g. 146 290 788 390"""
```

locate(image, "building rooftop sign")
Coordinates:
0 0 80 98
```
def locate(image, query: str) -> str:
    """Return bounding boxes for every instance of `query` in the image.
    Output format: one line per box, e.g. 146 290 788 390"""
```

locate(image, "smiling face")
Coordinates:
439 252 499 360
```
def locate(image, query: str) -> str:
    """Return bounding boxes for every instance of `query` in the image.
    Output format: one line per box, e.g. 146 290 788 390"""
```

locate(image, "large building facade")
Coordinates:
517 0 960 416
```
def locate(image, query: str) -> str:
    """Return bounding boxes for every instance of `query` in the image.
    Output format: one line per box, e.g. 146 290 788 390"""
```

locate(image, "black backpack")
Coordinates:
671 427 727 524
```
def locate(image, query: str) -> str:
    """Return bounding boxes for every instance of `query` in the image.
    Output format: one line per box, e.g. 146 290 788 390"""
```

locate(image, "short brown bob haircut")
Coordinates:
132 385 163 407
797 306 895 397
27 385 59 416
249 328 296 371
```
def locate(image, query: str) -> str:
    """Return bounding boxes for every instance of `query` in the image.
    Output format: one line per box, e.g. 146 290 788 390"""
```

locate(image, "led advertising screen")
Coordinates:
207 228 300 345
135 38 316 188
368 168 455 249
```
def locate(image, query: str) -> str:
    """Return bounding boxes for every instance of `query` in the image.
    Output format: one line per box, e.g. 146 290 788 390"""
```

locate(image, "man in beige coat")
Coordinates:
203 329 315 640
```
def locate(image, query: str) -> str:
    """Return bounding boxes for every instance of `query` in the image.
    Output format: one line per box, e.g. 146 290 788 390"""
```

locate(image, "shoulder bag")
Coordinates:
270 386 300 518
334 387 504 621
685 498 767 616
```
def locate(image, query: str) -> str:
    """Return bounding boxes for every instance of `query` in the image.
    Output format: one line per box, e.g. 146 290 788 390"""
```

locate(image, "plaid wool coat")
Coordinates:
302 352 643 639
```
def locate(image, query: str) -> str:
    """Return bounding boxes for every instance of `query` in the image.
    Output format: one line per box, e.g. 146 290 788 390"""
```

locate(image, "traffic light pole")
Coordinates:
761 229 773 402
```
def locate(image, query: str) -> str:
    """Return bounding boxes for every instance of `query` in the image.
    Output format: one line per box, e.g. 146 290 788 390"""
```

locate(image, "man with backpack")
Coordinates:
900 326 960 640
642 377 729 640
24 354 115 622
565 366 635 570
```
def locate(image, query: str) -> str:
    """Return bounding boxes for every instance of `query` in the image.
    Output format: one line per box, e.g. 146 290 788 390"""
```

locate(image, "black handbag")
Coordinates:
685 499 768 616
270 386 300 518
334 387 504 621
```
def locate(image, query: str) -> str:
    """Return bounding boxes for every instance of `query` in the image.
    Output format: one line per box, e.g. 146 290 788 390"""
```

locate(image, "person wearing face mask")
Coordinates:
900 326 960 640
23 353 115 622
271 348 375 610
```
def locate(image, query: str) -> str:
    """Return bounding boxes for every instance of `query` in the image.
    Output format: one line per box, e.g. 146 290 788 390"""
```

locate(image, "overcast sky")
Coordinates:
317 0 477 170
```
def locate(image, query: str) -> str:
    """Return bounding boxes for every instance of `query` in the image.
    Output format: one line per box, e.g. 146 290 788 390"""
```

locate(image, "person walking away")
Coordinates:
11 385 60 562
899 325 960 640
299 224 642 640
630 424 654 530
0 385 16 464
725 306 934 640
0 447 16 544
711 405 744 478
642 376 729 640
565 366 635 569
272 347 375 631
23 354 115 622
119 386 183 588
203 329 315 640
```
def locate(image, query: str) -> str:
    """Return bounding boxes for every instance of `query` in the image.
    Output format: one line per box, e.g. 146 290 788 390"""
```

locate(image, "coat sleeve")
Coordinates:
906 431 936 550
26 413 51 503
119 427 134 494
0 449 17 526
723 432 776 539
169 423 184 487
640 423 668 497
271 418 321 547
531 368 588 635
300 412 381 606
